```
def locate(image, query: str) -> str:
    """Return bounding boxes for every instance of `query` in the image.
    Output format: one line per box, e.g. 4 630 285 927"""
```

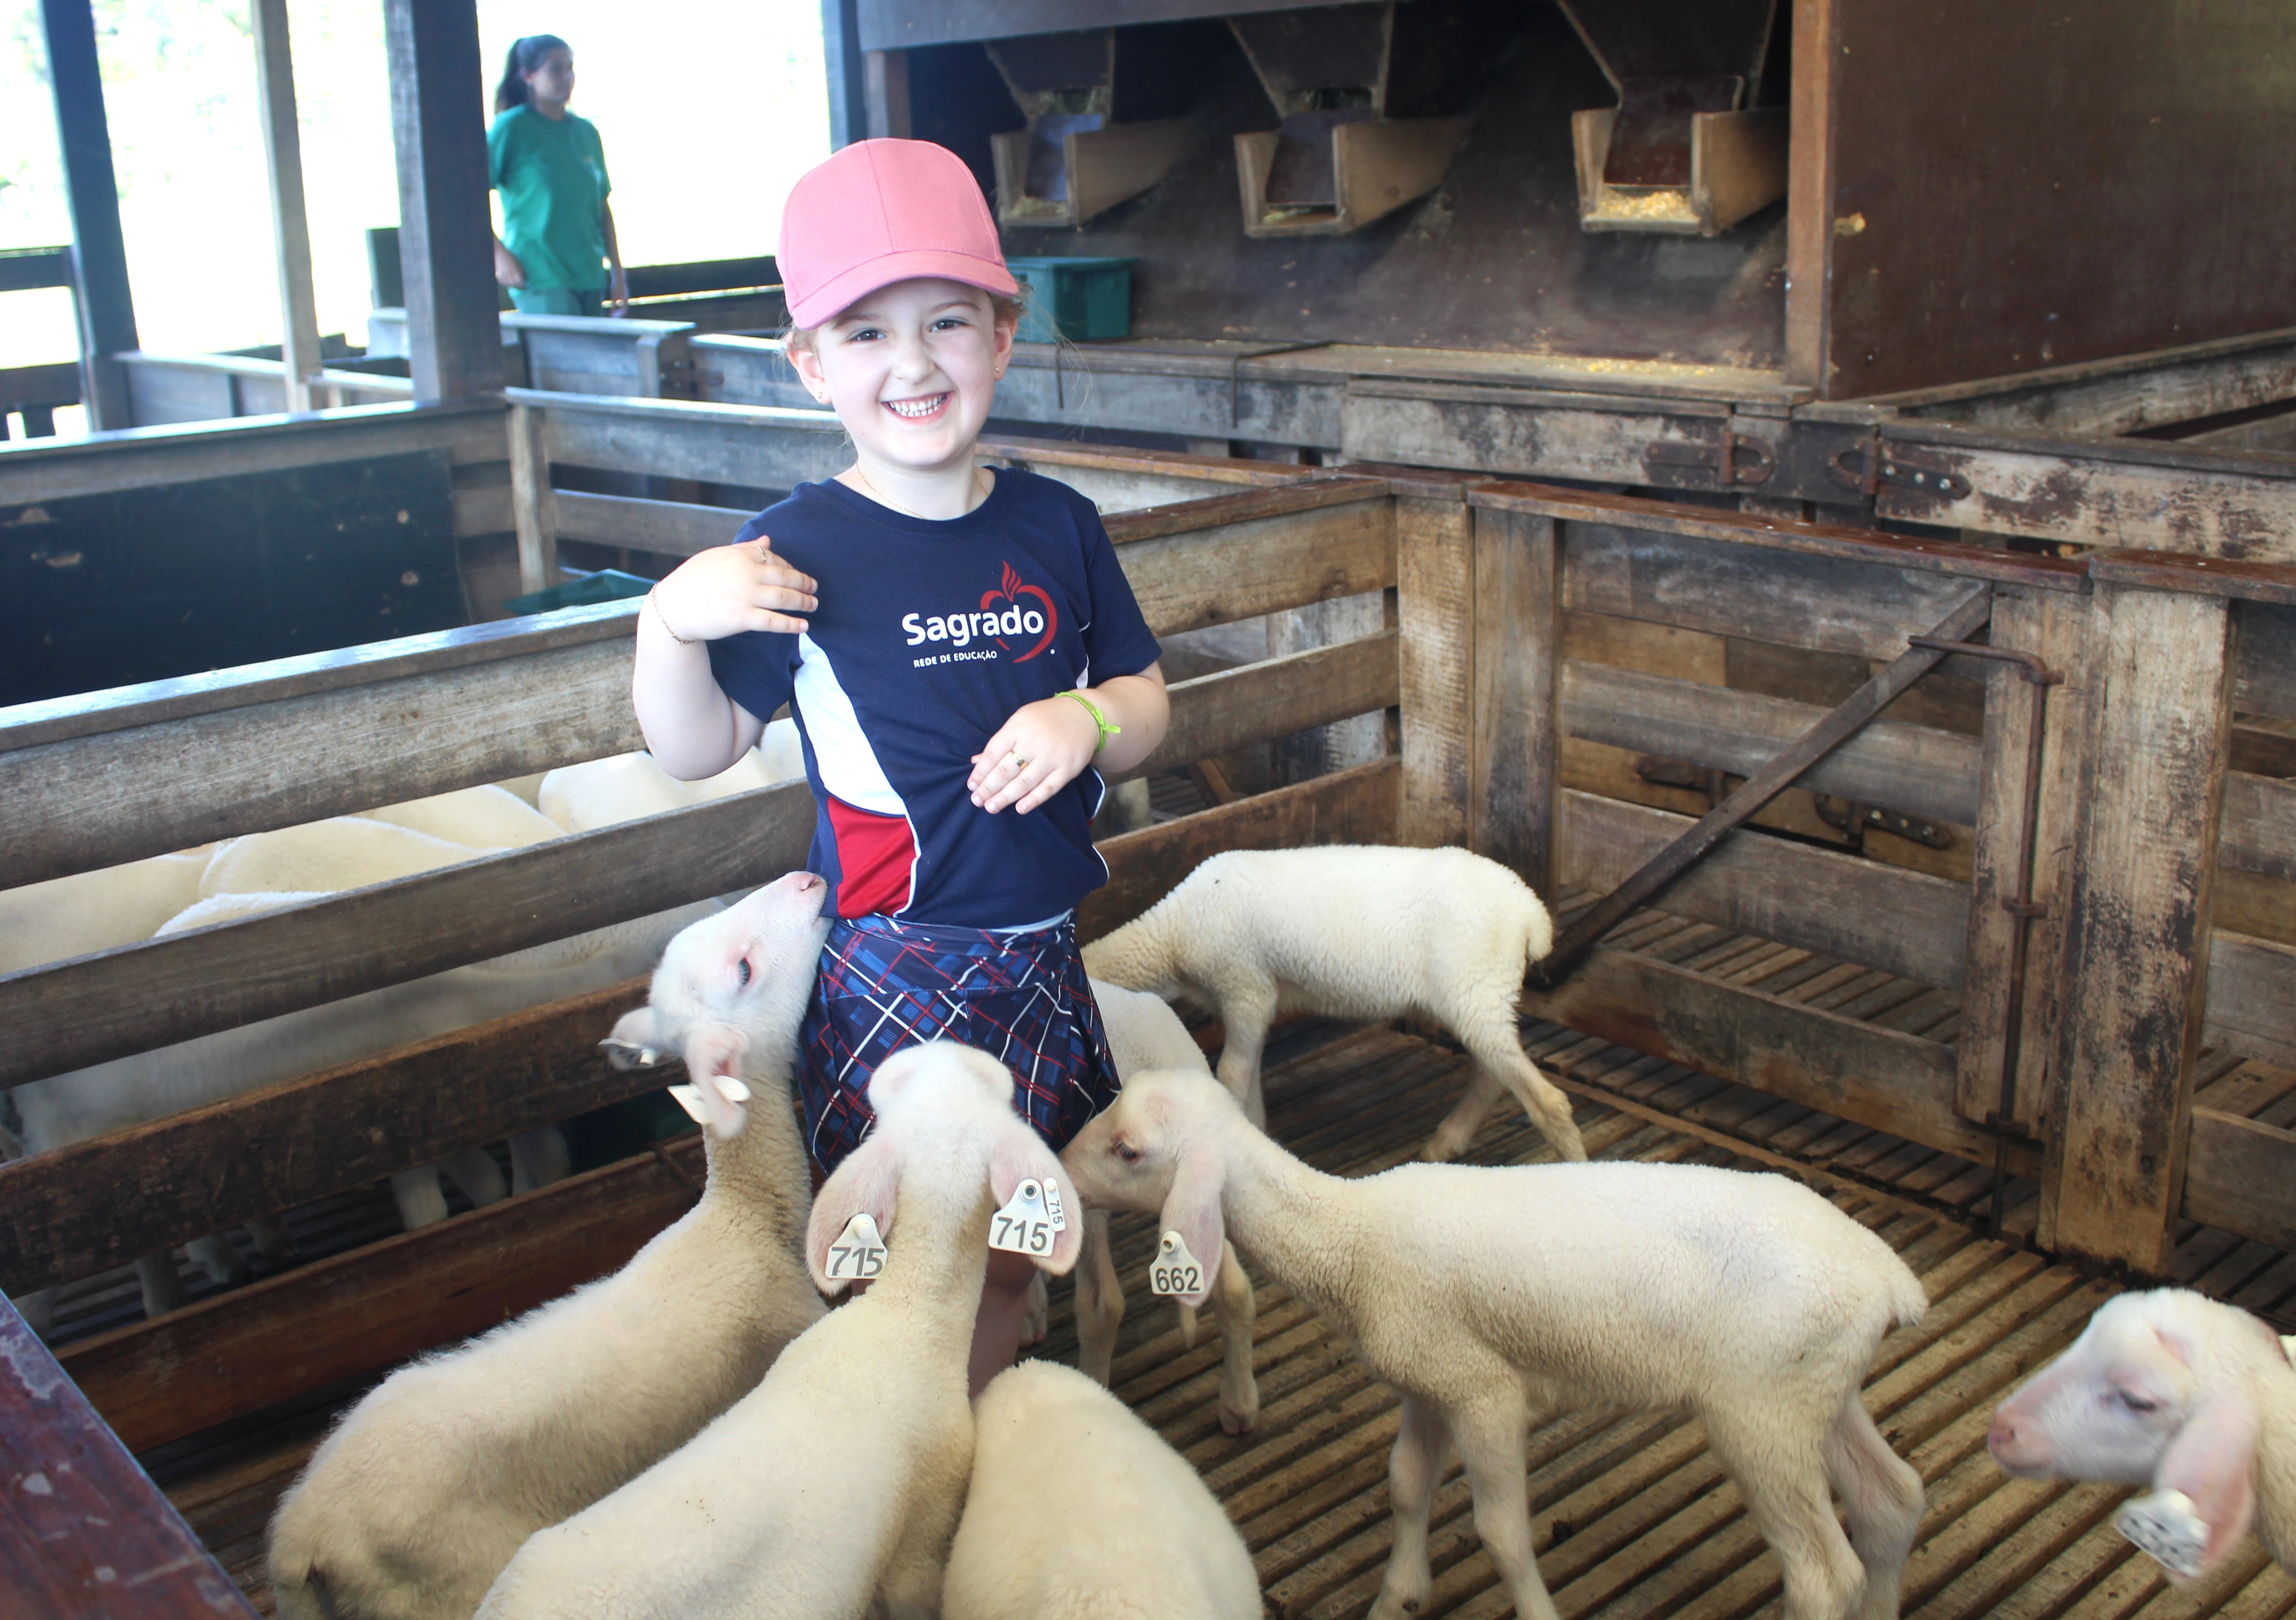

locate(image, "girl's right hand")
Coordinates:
651 538 818 641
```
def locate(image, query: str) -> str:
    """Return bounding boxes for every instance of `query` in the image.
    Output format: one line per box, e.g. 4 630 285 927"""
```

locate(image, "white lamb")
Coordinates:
265 872 832 1620
1082 845 1587 1164
944 1359 1261 1620
1989 1288 2296 1580
537 720 804 834
0 848 211 975
1062 1068 1928 1620
477 1041 1082 1620
1078 979 1259 1434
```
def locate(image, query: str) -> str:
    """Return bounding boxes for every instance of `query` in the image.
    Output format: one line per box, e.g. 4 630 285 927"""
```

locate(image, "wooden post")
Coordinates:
864 49 912 140
1954 585 2094 1134
1469 503 1563 893
508 402 557 593
2040 581 2233 1274
821 0 870 149
384 0 502 403
39 0 137 430
252 0 324 413
1397 493 1474 848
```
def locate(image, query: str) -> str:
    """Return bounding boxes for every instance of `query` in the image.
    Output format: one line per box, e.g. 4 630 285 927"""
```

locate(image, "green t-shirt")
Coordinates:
488 105 611 292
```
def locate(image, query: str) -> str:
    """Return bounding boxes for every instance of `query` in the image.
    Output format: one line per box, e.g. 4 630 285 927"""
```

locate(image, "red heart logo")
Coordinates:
980 561 1058 662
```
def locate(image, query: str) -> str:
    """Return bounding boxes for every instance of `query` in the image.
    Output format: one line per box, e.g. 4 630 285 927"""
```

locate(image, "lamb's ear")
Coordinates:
2155 1392 2260 1578
1158 1141 1226 1310
602 1006 666 1070
680 1024 751 1139
989 1121 1084 1276
807 1135 900 1295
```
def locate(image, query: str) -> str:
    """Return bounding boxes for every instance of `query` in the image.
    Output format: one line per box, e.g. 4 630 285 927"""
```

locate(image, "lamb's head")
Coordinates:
804 1041 1085 1294
601 870 830 1138
1990 1289 2276 1577
1061 1066 1242 1309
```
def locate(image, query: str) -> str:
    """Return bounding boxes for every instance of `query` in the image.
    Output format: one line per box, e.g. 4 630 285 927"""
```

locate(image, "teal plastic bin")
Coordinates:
502 568 655 618
1006 255 1136 344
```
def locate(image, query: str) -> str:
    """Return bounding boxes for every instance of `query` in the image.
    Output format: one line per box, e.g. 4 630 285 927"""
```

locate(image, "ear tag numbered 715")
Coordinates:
823 1211 888 1282
2114 1488 2208 1581
1148 1230 1206 1298
988 1178 1064 1257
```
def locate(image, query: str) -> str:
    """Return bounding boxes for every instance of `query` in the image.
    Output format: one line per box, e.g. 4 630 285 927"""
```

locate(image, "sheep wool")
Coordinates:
1083 845 1585 1164
1064 1069 1928 1620
266 872 833 1620
944 1360 1261 1620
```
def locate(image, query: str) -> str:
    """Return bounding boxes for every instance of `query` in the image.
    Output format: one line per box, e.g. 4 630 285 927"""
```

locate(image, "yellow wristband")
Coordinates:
1059 689 1121 754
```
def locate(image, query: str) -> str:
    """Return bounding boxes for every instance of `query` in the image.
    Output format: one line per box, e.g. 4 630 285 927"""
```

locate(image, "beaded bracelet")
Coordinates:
1059 689 1122 753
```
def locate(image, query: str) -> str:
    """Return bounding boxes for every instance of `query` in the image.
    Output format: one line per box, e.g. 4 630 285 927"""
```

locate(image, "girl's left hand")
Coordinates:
969 695 1103 814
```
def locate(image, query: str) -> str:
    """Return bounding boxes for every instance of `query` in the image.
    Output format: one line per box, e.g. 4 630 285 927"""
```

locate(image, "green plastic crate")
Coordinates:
1006 255 1136 344
502 568 655 618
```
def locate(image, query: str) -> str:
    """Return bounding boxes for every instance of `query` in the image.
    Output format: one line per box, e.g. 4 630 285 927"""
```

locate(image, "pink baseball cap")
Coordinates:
778 139 1020 330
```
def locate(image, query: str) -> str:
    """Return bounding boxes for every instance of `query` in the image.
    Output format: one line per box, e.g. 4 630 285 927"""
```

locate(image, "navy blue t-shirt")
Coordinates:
708 468 1161 927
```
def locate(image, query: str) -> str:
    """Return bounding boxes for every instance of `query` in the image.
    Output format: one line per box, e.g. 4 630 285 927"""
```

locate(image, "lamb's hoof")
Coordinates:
1368 1587 1429 1620
1220 1395 1260 1436
1418 1138 1463 1164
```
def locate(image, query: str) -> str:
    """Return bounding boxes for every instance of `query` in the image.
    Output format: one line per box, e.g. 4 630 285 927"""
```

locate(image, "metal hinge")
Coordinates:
1828 434 1972 500
1646 425 1774 486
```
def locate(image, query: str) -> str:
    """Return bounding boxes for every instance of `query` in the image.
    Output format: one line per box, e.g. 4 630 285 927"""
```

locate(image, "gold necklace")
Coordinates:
849 465 988 519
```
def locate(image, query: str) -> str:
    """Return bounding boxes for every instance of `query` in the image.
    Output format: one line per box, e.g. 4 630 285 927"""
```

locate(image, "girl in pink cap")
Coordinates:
632 140 1170 1392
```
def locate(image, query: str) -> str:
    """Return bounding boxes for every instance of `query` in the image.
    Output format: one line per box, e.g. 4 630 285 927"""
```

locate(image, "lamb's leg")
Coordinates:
134 1252 190 1319
1708 1409 1866 1620
507 1125 571 1194
1074 1209 1123 1386
441 1147 509 1208
1021 1272 1050 1347
187 1232 249 1288
1457 1020 1586 1162
1451 1402 1560 1620
390 1167 450 1229
1211 1239 1259 1435
1825 1392 1924 1620
1368 1394 1451 1620
1423 1065 1507 1162
1211 986 1278 1130
246 1214 299 1262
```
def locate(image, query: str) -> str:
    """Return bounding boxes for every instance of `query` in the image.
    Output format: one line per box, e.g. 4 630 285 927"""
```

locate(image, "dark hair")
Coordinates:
494 35 572 113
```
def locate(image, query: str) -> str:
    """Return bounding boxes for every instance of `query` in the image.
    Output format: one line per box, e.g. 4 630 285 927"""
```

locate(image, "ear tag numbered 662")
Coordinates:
2114 1488 2208 1581
988 1177 1064 1257
823 1211 888 1282
1148 1230 1206 1297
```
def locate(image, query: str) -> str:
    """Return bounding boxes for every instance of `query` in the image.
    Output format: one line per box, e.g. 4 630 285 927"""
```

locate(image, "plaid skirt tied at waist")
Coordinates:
797 911 1121 1177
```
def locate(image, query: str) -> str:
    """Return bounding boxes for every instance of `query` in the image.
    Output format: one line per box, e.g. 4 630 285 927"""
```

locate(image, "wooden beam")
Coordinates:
2203 929 2296 1071
39 0 137 428
58 1139 707 1456
1 611 646 886
1080 757 1399 940
0 784 816 1088
252 0 322 412
1559 658 1982 828
0 979 660 1296
1783 0 1838 394
863 47 911 139
821 0 869 148
1118 633 1398 785
2181 1108 2296 1255
2040 583 2233 1274
1471 504 1564 892
384 0 501 402
552 488 757 557
1102 476 1387 546
1556 790 1968 991
1114 489 1396 639
1520 942 2015 1171
508 400 556 592
1 1296 260 1618
1397 493 1475 847
535 394 851 488
2219 769 2296 883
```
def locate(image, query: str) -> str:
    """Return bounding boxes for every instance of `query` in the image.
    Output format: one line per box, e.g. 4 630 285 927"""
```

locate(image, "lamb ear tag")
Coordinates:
2281 1334 2296 1366
1148 1230 1207 1298
714 1075 752 1104
2115 1488 2209 1580
822 1212 887 1282
665 1084 708 1124
987 1178 1060 1258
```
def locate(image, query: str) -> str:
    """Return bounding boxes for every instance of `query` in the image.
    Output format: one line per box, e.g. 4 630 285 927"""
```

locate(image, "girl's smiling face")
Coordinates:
790 278 1015 481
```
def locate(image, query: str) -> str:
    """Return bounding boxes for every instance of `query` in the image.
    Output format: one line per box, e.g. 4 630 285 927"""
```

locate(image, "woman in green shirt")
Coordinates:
488 34 628 318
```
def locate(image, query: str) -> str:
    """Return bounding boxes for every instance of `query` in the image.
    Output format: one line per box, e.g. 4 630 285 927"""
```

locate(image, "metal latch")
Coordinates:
1645 425 1774 486
1828 435 1972 500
